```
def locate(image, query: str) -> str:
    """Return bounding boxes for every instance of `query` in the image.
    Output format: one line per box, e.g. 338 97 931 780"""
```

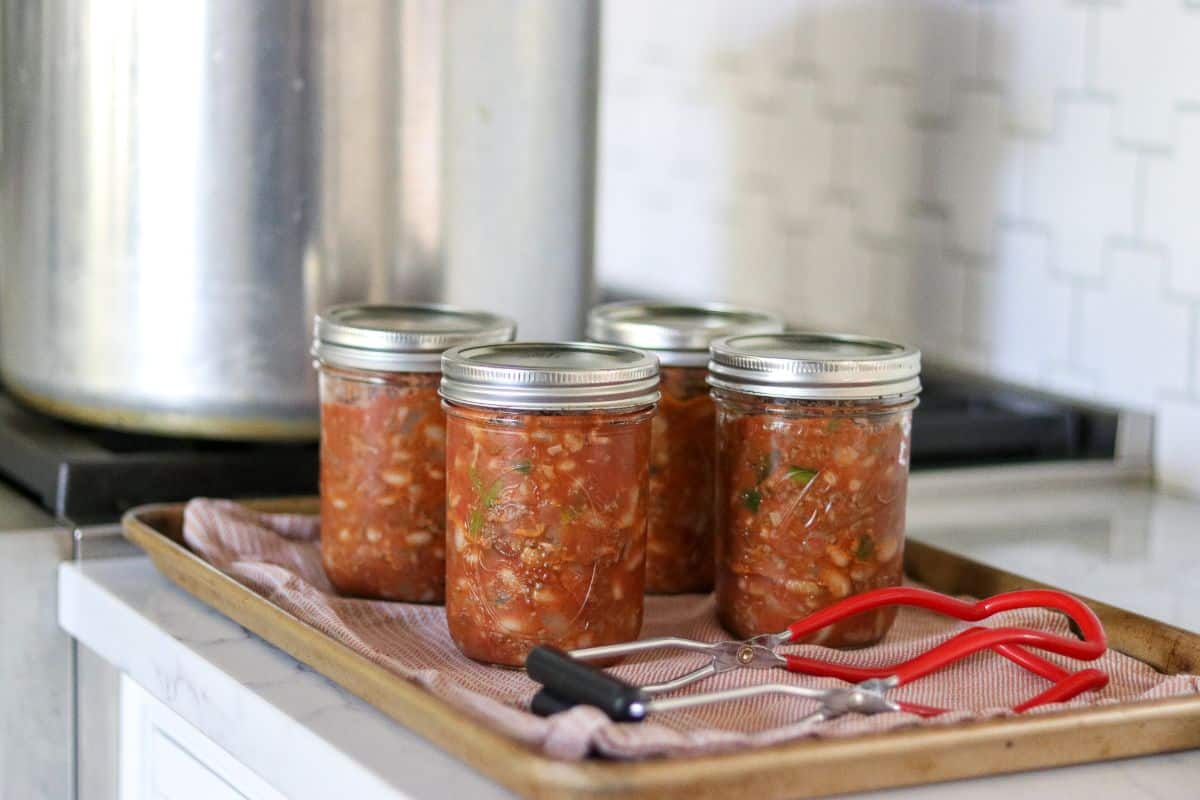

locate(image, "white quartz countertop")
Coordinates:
58 472 1200 800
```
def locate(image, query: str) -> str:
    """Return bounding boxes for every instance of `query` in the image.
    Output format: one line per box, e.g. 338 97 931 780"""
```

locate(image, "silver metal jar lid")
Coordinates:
313 304 517 373
708 332 921 400
586 301 783 367
439 342 660 411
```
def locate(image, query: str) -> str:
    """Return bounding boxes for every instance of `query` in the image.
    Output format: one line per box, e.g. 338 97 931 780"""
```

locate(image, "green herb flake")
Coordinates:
787 466 818 486
560 506 581 524
855 534 875 561
740 488 762 513
513 461 532 475
826 418 844 433
468 464 483 493
480 477 504 509
467 508 485 536
754 450 780 484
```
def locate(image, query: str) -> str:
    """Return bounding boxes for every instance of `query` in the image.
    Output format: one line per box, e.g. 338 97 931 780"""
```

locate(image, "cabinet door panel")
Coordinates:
119 676 284 800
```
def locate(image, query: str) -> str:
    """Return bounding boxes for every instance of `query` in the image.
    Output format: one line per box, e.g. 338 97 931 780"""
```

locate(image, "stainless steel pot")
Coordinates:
0 0 598 440
0 0 446 440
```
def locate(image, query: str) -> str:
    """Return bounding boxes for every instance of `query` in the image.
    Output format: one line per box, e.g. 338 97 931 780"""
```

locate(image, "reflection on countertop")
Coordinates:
0 481 56 531
909 474 1200 631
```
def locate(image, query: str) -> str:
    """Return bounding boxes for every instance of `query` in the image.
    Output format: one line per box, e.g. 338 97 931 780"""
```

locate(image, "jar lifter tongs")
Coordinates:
525 587 1109 724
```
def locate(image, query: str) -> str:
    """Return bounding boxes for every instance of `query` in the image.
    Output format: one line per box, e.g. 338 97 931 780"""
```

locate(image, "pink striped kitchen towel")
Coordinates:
181 498 1200 761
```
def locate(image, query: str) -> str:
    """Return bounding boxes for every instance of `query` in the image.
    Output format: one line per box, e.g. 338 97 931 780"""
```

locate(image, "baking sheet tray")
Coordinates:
123 498 1200 799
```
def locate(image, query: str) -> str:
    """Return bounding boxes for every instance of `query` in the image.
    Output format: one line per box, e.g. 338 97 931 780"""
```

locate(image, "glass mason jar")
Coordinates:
708 333 921 647
586 302 782 594
439 342 660 666
312 305 516 602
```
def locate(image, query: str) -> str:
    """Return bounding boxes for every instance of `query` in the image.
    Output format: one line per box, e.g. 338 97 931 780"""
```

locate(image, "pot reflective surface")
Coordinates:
0 0 444 439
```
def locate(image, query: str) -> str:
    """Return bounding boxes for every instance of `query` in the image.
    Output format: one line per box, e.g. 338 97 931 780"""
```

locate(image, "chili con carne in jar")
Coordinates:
439 342 660 666
708 333 921 647
313 304 516 602
587 302 782 594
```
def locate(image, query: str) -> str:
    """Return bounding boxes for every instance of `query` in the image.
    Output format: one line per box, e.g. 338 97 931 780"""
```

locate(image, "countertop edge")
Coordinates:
56 559 486 800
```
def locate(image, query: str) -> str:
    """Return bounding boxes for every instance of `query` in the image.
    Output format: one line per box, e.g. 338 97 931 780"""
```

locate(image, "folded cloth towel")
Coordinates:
181 498 1200 761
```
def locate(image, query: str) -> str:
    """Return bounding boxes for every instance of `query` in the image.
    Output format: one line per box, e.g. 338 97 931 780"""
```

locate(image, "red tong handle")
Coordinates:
781 587 1109 715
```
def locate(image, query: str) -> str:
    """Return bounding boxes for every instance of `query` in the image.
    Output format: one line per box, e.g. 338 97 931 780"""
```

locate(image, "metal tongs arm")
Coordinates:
568 636 785 694
648 676 902 722
525 645 900 723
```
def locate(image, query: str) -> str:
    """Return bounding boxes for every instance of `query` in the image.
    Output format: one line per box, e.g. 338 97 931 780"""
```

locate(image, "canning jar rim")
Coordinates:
312 302 517 373
312 360 444 385
708 331 922 401
587 300 783 367
439 340 661 411
709 385 921 414
440 398 658 421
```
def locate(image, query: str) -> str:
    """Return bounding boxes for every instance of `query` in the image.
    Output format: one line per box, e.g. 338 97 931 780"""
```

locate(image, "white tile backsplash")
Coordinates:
906 218 969 347
595 0 1200 491
850 83 928 241
1094 0 1200 148
1024 101 1139 281
809 1 883 116
929 89 1021 257
967 227 1072 385
769 76 835 224
1078 247 1192 409
790 202 875 325
873 0 978 121
981 0 1089 135
1143 112 1200 300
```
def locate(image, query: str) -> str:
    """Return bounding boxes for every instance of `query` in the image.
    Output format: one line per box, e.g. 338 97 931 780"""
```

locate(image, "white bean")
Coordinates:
876 535 899 561
821 567 852 598
826 545 850 568
381 469 411 487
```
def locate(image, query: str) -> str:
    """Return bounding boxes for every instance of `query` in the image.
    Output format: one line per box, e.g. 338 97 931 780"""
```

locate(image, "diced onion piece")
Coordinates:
381 469 411 487
820 567 852 598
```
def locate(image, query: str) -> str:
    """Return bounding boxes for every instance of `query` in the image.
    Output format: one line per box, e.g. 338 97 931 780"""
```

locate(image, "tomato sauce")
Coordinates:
586 302 783 594
645 366 717 593
713 391 915 647
443 402 653 666
319 368 447 602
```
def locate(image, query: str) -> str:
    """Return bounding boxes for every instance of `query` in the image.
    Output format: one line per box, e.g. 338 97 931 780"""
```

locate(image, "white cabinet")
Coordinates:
118 677 285 800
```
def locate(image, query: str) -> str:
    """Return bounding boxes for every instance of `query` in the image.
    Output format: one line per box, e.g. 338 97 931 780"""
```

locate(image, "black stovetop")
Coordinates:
909 372 1118 468
0 396 318 523
0 371 1119 523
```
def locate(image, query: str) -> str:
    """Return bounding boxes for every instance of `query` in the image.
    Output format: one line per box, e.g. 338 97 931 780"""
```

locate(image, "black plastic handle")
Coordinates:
529 689 576 717
524 645 650 721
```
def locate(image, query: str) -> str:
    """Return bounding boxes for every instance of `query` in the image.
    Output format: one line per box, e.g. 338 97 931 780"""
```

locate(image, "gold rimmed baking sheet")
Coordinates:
124 498 1200 800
